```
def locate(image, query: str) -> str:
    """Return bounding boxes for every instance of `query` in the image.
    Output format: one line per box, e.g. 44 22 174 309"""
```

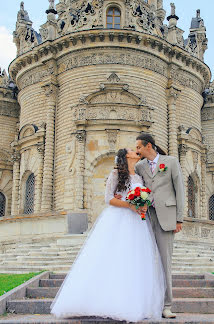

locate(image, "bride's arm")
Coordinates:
105 170 137 211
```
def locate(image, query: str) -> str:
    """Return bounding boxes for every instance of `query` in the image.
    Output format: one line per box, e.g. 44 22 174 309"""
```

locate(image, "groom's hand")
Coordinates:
174 223 183 233
114 194 122 200
129 204 142 214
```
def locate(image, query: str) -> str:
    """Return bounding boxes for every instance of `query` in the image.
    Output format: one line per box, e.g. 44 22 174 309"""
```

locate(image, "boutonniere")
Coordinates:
159 164 168 172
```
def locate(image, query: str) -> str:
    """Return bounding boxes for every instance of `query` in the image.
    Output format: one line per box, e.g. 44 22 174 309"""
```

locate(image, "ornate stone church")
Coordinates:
0 0 214 244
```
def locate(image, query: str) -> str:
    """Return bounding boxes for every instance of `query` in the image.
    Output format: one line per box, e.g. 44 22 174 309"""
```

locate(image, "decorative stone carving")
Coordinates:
192 151 199 169
67 139 77 174
13 2 41 56
37 144 45 155
0 69 9 88
107 72 120 83
11 150 21 163
129 1 155 34
19 66 55 89
185 10 208 61
178 144 188 157
76 130 86 142
106 129 118 152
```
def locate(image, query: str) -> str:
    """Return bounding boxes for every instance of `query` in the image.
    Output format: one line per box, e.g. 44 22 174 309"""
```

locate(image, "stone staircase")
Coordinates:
1 273 214 323
0 236 214 274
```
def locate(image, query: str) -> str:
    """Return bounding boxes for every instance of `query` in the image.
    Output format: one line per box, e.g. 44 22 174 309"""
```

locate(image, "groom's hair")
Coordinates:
136 133 167 155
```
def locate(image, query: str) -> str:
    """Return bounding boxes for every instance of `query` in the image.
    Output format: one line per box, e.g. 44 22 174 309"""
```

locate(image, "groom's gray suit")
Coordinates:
135 154 185 308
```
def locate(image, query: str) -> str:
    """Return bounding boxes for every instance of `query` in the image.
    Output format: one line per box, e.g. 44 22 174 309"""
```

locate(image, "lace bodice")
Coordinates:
105 169 144 204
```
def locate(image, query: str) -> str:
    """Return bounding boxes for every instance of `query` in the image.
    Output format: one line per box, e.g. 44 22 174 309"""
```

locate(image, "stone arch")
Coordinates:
186 127 203 143
85 152 115 224
86 87 141 105
19 124 38 140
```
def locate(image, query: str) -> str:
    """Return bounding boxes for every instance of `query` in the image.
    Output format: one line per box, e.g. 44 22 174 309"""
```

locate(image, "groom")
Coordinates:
135 133 185 318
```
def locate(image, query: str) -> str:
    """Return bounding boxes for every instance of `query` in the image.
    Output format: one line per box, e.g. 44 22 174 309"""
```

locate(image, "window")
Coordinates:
0 192 6 217
106 7 121 29
24 173 35 214
188 176 195 217
209 195 214 221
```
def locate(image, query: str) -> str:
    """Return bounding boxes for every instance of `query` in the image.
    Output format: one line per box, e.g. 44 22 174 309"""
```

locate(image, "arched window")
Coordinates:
188 176 195 217
24 173 35 214
0 192 6 217
106 7 121 29
209 195 214 221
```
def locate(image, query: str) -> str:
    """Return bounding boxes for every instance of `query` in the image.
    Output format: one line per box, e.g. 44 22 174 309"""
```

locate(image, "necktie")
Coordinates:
149 161 155 207
149 161 155 174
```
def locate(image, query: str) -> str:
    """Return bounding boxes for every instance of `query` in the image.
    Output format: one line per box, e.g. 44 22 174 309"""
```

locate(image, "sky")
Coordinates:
0 0 213 80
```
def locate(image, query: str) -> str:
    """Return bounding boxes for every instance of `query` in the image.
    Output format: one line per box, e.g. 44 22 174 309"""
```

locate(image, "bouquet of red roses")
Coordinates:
126 186 152 220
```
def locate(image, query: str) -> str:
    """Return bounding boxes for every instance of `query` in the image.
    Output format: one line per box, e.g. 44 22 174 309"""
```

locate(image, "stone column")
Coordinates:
75 131 86 209
41 82 57 211
34 144 45 212
11 151 21 216
166 87 180 157
201 154 207 219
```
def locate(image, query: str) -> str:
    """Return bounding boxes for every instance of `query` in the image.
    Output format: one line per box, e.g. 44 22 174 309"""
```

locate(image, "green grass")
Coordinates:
0 272 42 296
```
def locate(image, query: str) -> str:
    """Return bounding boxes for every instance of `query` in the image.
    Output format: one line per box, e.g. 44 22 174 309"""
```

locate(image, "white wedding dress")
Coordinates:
50 170 166 322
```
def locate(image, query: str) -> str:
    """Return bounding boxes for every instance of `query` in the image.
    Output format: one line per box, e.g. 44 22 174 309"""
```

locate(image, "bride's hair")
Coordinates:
115 148 130 192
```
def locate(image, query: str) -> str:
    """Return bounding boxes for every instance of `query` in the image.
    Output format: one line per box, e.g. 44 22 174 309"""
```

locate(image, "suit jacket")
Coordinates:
135 155 185 231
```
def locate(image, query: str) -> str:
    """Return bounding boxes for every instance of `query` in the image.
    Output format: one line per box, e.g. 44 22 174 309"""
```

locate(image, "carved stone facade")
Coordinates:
0 0 213 244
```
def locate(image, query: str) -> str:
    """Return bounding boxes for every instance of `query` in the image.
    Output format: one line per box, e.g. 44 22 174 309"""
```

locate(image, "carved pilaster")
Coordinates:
41 81 57 211
75 131 86 209
178 143 188 216
34 144 45 212
166 86 180 157
201 153 208 219
11 150 21 216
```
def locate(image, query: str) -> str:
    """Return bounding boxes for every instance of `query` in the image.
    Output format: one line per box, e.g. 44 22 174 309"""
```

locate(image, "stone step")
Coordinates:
26 287 59 298
172 261 214 266
173 251 214 258
173 279 214 288
26 286 214 299
49 273 205 280
172 266 214 273
15 256 76 262
173 287 214 298
173 245 214 254
1 260 74 266
39 279 63 287
172 298 214 314
6 298 214 315
39 278 214 288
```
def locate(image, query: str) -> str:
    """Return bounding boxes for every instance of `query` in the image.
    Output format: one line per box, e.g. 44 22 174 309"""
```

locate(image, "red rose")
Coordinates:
145 188 151 193
128 194 135 200
159 164 165 169
134 187 141 196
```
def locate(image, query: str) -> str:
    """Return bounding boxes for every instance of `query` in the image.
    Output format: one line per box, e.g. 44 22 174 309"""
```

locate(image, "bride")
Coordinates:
50 148 166 322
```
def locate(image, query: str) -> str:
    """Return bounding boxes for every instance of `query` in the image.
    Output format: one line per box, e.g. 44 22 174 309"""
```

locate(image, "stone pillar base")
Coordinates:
67 211 88 234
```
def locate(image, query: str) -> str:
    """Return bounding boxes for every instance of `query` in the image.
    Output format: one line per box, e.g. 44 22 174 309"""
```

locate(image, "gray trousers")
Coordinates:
149 207 175 308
